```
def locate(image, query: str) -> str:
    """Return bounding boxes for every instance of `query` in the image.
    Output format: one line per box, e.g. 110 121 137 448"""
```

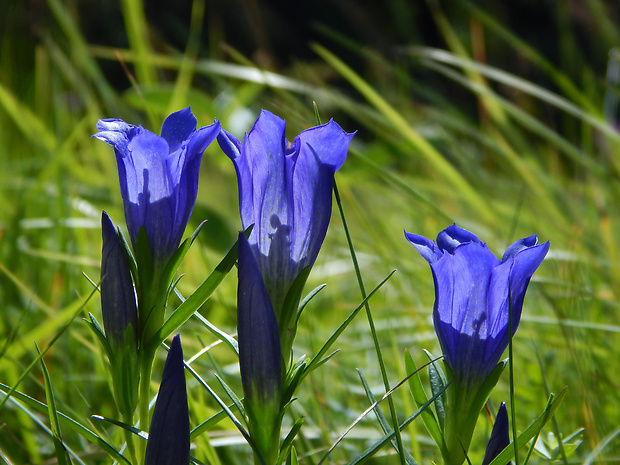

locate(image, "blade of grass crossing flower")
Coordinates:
357 369 418 465
313 44 494 224
333 179 407 465
0 383 131 464
38 345 72 465
178 357 259 460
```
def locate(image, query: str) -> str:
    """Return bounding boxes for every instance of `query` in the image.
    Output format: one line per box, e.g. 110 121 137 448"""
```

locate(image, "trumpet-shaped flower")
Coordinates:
218 111 354 325
145 335 189 465
94 107 220 265
405 224 549 389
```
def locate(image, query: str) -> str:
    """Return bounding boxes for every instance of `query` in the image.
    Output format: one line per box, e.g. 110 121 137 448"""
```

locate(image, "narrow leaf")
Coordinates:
404 350 446 455
488 388 568 465
150 236 239 349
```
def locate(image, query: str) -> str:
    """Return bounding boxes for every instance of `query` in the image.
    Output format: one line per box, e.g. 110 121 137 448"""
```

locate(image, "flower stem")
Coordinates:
137 347 155 464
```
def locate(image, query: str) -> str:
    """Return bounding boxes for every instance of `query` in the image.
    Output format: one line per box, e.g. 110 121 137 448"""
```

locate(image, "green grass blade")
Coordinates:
0 383 130 464
357 369 418 465
313 44 495 224
342 380 450 465
38 346 72 465
332 179 407 464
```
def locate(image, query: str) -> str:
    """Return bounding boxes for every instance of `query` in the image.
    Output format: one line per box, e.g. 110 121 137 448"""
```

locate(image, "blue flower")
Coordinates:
100 211 137 348
218 111 354 322
482 403 509 465
237 231 282 403
405 224 549 389
145 335 189 465
94 108 220 265
236 231 282 465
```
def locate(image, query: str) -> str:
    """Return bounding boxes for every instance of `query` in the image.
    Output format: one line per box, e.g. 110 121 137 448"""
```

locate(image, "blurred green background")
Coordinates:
1 0 620 463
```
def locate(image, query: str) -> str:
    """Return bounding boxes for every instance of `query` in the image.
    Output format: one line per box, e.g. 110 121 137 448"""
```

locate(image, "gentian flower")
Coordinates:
94 107 220 265
236 231 282 465
405 224 549 389
100 211 137 348
406 224 548 465
218 110 354 353
145 334 189 465
482 403 509 465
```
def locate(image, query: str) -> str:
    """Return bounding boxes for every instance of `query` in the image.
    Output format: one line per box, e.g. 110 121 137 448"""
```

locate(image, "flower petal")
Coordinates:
436 223 483 254
160 107 197 153
501 234 538 262
405 231 442 263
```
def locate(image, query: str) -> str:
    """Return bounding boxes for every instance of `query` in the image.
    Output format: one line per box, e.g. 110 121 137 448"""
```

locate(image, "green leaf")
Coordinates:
295 283 327 327
278 417 305 465
116 226 138 284
84 313 112 361
471 360 507 418
148 235 239 350
91 415 147 440
175 292 239 355
404 350 446 457
423 350 447 431
286 446 298 465
488 388 568 465
190 402 239 439
213 373 246 420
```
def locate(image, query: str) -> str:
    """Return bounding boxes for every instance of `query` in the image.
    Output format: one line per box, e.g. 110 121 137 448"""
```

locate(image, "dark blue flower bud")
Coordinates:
145 334 189 465
101 211 137 348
